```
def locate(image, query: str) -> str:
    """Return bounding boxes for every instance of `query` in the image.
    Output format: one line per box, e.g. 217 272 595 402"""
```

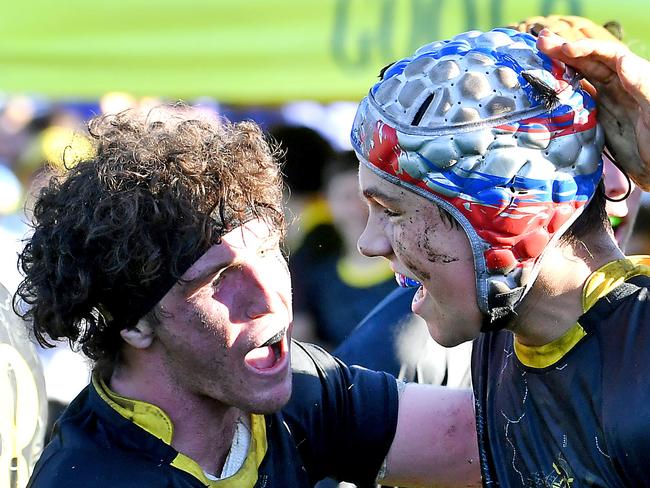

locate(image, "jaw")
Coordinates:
413 286 480 347
242 366 293 414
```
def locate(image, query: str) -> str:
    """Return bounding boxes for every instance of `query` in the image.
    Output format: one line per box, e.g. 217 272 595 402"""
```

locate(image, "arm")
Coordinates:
381 383 481 488
537 28 650 190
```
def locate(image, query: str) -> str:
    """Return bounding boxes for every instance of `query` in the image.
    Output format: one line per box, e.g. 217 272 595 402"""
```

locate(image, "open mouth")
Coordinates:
395 272 421 288
411 284 427 314
610 215 628 242
244 329 286 371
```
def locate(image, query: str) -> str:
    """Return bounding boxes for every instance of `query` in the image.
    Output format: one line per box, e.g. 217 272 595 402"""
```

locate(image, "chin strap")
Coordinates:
480 286 525 332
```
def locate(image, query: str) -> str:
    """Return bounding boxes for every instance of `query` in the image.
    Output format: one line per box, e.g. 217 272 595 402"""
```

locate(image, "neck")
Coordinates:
510 232 625 346
109 352 241 477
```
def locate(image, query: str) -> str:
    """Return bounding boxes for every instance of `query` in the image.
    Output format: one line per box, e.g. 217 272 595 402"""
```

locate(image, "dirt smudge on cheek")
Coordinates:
404 257 431 281
414 221 460 265
393 230 431 281
422 235 459 264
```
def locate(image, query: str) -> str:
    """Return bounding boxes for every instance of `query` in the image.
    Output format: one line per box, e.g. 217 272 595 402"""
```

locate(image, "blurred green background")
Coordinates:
1 0 647 103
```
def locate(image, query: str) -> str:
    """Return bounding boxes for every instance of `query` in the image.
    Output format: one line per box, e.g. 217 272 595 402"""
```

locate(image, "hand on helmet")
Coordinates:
537 28 650 191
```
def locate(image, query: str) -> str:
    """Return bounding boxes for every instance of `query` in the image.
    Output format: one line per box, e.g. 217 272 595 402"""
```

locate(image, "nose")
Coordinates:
357 216 393 258
242 257 291 320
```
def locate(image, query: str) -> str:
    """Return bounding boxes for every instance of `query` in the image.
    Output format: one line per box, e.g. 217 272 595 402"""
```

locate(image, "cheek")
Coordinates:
392 223 433 281
182 293 233 345
420 230 461 265
392 214 467 281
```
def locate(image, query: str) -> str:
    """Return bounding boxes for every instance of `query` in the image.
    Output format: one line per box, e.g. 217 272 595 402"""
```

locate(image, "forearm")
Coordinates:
380 383 481 488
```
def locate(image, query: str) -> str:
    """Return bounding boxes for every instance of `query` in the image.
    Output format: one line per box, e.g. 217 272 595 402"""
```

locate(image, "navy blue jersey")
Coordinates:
292 253 397 347
473 272 650 487
27 342 399 488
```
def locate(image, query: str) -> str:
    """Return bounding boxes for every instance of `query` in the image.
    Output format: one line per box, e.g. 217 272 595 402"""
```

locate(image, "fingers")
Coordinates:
538 29 622 62
561 38 624 67
537 29 624 83
618 53 650 114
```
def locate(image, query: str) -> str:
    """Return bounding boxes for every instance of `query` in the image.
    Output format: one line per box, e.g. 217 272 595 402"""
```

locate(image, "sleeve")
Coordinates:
284 341 400 486
598 277 650 486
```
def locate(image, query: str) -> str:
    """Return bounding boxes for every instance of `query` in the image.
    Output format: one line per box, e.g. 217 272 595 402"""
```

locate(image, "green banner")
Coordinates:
0 0 647 103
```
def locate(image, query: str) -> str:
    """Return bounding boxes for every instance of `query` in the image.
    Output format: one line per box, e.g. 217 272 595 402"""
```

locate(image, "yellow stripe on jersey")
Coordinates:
514 323 587 369
94 376 267 487
581 256 650 312
515 256 650 369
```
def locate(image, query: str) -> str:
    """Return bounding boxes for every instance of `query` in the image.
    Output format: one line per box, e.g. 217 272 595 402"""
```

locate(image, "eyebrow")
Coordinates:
181 261 230 292
181 232 280 291
362 187 402 206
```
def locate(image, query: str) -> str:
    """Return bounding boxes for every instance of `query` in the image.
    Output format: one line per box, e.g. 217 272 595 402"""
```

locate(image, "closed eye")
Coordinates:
211 268 229 291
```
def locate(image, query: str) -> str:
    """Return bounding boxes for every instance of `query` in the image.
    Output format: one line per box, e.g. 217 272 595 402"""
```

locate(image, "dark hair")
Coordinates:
15 105 285 373
560 181 610 245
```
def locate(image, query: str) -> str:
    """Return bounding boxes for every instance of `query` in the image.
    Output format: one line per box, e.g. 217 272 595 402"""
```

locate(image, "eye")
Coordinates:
383 208 400 218
211 269 227 290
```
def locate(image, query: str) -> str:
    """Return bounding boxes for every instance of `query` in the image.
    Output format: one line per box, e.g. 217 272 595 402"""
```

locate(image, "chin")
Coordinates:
425 321 478 348
248 376 293 415
425 324 457 347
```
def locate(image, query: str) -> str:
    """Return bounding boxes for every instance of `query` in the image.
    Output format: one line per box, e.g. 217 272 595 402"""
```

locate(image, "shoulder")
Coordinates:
587 275 650 483
287 341 399 430
290 340 398 395
583 274 650 352
29 445 170 488
284 341 400 484
290 339 338 373
30 386 182 488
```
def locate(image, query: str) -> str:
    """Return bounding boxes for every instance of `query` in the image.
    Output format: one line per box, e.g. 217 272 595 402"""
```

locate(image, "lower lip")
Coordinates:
411 285 426 314
244 336 290 377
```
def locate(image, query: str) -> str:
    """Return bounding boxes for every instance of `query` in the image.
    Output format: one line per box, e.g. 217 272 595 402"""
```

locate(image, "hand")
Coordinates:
537 28 650 191
511 15 621 42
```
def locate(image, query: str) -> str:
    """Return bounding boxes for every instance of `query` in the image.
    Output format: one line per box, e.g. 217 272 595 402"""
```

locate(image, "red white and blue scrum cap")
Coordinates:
351 28 604 325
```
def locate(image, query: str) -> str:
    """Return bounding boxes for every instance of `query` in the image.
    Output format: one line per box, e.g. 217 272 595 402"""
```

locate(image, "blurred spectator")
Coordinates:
269 124 337 251
1 99 94 438
269 125 339 342
604 152 643 249
292 151 397 349
627 197 650 255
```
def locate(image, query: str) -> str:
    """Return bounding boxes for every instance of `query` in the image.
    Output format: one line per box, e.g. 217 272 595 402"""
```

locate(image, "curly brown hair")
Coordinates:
15 104 285 373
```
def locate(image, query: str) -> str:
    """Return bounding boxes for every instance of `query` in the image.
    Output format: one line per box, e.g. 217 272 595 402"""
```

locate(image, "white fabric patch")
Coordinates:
203 415 252 480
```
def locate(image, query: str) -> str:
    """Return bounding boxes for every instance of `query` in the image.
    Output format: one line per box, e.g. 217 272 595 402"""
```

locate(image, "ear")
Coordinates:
120 319 155 349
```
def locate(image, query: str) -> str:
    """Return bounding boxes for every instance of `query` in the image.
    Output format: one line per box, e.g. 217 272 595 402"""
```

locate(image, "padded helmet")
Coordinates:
351 28 604 327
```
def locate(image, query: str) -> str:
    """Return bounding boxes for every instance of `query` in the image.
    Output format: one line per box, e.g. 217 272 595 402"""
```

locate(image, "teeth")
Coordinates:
260 329 285 348
395 273 422 288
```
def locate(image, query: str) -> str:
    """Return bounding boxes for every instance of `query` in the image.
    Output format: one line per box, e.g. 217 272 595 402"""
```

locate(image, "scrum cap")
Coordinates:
351 28 604 326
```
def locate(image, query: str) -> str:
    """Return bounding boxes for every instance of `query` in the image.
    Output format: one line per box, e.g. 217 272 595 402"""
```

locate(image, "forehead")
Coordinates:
181 219 278 282
359 164 423 207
